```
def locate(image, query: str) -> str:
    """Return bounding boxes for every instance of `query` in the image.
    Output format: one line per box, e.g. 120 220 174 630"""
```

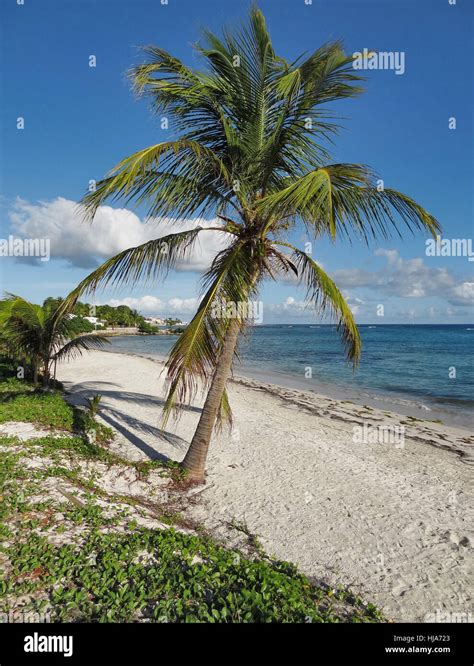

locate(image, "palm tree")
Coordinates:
63 7 440 482
0 295 110 387
130 308 141 326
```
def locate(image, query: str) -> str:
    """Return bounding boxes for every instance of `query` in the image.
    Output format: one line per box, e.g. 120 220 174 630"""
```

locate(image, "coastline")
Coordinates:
102 342 474 430
105 347 474 463
56 350 473 622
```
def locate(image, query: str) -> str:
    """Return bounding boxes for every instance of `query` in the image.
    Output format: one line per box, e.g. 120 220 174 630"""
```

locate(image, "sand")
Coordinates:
57 350 473 623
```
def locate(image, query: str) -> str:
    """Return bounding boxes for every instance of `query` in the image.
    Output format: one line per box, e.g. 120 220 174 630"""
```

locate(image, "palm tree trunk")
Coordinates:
182 317 241 483
42 360 51 388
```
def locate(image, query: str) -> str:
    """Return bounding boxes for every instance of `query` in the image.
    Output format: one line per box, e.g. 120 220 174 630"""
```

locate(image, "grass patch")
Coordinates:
21 435 119 464
0 392 70 429
0 376 35 396
0 377 114 448
133 458 187 484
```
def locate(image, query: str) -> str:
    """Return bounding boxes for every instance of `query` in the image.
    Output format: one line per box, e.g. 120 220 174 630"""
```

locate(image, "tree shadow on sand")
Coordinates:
63 380 199 462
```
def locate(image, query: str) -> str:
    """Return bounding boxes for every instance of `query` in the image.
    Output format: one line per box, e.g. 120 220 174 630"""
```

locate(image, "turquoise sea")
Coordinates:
107 325 474 429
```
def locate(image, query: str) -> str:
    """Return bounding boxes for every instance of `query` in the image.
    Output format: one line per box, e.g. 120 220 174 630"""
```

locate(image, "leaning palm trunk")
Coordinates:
182 318 241 482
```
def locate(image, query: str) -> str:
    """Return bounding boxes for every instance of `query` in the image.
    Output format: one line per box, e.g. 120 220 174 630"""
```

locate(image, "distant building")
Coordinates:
144 316 164 325
84 316 105 325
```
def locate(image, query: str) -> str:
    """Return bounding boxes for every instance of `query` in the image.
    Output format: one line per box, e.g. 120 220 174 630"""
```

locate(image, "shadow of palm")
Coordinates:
62 379 198 461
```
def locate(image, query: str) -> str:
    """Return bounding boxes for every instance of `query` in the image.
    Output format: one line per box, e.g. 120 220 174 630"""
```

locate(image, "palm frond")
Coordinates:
60 228 209 311
275 243 361 363
216 388 233 431
52 334 110 364
81 140 235 222
258 164 440 241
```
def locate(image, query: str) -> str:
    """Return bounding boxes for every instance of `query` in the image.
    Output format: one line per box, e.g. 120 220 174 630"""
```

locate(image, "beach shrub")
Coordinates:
0 435 383 624
138 321 158 335
0 375 33 396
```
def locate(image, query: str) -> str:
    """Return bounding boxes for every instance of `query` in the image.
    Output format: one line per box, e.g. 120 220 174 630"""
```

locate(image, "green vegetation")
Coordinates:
138 321 159 335
85 393 102 419
2 518 382 622
0 389 73 430
0 375 113 444
0 376 383 623
43 297 182 335
44 297 142 329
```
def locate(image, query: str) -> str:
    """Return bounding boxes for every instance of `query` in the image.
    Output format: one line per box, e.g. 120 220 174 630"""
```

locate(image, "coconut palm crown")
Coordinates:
62 7 440 481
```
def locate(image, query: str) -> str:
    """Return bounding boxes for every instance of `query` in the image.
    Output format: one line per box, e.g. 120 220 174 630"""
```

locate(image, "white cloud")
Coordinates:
449 281 474 306
167 297 200 313
333 249 472 306
8 197 228 270
344 295 364 315
266 296 309 316
265 292 364 320
105 295 200 315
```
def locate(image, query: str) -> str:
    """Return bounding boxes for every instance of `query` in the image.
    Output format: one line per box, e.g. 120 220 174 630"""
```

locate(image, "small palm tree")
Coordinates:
0 295 109 387
63 7 440 482
86 393 102 418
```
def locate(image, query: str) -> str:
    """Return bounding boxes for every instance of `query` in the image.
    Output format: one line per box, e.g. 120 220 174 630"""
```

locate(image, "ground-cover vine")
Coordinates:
0 376 384 623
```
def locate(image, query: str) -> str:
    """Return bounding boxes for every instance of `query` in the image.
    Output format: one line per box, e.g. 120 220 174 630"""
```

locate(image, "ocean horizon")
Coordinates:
106 324 474 429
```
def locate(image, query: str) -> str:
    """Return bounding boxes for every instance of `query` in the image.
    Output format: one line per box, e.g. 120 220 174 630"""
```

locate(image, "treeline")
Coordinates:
43 298 183 334
0 294 185 386
43 297 144 331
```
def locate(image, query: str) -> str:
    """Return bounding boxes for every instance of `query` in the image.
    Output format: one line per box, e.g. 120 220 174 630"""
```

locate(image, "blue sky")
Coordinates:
1 0 473 323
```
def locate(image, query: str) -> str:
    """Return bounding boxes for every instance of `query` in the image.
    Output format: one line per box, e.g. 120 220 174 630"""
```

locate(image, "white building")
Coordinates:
144 316 164 325
84 316 105 325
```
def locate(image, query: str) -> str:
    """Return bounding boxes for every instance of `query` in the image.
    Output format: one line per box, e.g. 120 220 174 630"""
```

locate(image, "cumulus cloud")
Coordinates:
332 249 473 306
265 296 310 317
327 268 377 288
105 295 200 315
448 281 474 306
345 295 364 315
8 197 228 270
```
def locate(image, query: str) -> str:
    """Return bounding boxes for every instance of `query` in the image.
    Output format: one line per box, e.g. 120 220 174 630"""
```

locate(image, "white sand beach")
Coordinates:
57 350 473 623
